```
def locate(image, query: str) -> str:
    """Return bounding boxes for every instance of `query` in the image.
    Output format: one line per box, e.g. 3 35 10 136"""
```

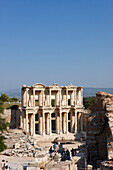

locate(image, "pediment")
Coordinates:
32 83 45 88
66 84 76 88
49 83 59 89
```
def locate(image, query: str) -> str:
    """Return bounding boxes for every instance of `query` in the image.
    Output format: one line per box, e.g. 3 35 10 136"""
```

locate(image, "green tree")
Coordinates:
0 93 9 104
9 97 18 102
83 97 96 109
0 100 8 152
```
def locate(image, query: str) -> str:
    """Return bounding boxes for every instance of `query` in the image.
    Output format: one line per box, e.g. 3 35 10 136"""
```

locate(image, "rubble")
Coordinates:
2 130 45 158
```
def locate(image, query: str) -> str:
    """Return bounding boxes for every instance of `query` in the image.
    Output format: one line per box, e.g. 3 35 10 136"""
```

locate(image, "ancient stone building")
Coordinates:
21 83 84 136
0 106 22 129
86 92 113 168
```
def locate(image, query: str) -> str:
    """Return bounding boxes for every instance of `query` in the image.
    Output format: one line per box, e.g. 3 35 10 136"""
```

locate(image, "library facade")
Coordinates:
21 83 84 136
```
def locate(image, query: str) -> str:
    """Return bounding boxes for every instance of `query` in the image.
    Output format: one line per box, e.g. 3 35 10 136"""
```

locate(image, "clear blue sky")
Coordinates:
0 0 113 91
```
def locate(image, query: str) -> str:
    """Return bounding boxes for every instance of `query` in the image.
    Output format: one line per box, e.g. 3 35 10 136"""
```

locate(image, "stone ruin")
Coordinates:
86 91 113 169
1 105 22 129
2 130 50 169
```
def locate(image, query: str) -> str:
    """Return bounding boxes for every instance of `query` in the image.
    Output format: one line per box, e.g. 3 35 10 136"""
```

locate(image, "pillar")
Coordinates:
49 89 51 107
74 110 77 133
59 89 61 106
23 89 26 107
81 88 83 105
20 115 22 128
81 112 83 132
66 112 68 134
47 113 49 135
33 113 35 136
74 88 77 105
26 88 28 107
39 91 41 106
42 89 45 106
55 92 57 106
59 110 62 134
49 113 52 135
39 113 43 135
71 91 74 105
33 89 35 106
71 111 74 133
42 111 45 135
26 112 28 133
56 113 59 134
66 89 68 106
63 113 66 134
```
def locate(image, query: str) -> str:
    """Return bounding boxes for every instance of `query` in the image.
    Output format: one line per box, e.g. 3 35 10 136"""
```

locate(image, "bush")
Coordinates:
83 97 96 109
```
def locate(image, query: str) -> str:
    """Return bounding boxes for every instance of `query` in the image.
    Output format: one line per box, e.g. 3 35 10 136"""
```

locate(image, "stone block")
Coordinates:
17 165 23 170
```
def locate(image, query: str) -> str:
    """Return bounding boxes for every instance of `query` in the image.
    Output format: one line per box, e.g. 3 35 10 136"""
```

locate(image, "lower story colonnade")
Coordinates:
22 109 83 136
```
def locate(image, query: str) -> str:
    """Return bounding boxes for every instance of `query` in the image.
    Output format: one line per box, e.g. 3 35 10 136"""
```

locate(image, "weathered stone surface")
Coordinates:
86 92 113 168
21 83 84 136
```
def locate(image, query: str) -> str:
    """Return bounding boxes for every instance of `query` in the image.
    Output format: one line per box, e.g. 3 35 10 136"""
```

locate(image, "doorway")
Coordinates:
51 113 56 133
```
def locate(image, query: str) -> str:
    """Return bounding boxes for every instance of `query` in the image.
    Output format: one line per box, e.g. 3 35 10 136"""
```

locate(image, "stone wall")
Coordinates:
0 106 22 129
86 92 113 168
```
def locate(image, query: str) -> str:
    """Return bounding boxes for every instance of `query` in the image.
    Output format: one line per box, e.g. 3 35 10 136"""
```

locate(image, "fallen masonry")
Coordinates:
3 130 41 157
1 129 85 169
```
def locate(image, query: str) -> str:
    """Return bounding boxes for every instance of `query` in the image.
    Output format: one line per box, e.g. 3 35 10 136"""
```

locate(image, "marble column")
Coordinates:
72 91 74 105
33 89 35 106
81 112 83 132
47 113 49 135
66 89 68 106
66 112 68 134
26 112 28 133
39 113 42 135
49 113 52 135
42 111 45 135
75 110 77 133
63 113 67 134
55 92 57 106
74 88 77 105
71 111 74 133
81 88 83 105
23 89 26 107
56 113 59 134
42 89 45 106
59 89 61 106
62 113 65 134
33 113 35 136
26 88 28 107
49 89 51 107
59 110 62 134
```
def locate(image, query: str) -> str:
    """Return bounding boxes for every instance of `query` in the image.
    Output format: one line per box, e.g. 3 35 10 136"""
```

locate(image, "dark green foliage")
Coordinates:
9 97 18 102
0 100 4 113
0 117 9 133
0 93 9 103
0 99 8 152
83 97 96 109
51 99 55 107
0 135 7 152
